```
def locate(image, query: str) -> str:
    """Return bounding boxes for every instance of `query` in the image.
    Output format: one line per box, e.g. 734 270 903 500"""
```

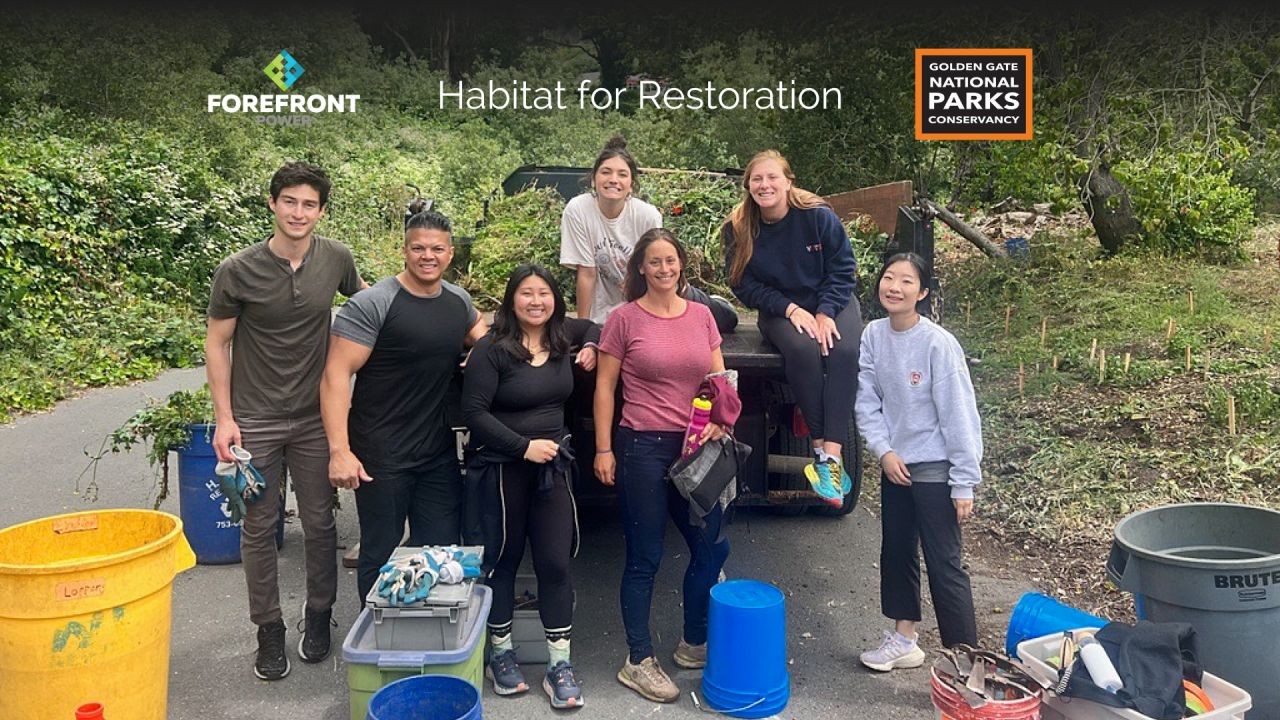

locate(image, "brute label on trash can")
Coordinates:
1107 502 1280 719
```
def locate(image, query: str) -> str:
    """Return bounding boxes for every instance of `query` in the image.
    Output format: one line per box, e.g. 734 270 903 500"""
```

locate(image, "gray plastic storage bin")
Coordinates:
1017 631 1251 720
509 573 578 664
365 546 484 652
1107 503 1280 719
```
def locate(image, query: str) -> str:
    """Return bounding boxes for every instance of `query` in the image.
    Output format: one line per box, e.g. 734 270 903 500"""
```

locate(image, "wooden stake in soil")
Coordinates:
1040 318 1048 347
1089 338 1098 361
1018 362 1026 396
1185 345 1192 371
1052 355 1060 371
1098 349 1107 384
1123 352 1132 374
1166 318 1176 342
1204 350 1212 379
1004 305 1012 338
1188 290 1195 315
1228 395 1237 436
1265 328 1273 354
966 302 972 327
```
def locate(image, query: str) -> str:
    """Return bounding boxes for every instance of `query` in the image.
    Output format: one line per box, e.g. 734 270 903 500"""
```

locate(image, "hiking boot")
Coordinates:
859 631 926 672
544 660 584 709
297 606 334 663
672 638 707 669
487 648 529 695
617 655 679 703
254 619 291 681
803 459 845 507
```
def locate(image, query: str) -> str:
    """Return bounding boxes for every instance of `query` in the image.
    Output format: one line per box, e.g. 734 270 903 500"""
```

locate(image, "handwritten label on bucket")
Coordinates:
56 579 106 601
52 515 99 534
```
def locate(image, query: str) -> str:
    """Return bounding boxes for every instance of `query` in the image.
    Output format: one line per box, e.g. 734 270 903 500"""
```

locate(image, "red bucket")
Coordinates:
930 667 1041 720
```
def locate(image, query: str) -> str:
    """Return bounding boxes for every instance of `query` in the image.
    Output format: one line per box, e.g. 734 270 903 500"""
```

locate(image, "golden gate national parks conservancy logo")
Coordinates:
207 50 360 125
915 49 1032 141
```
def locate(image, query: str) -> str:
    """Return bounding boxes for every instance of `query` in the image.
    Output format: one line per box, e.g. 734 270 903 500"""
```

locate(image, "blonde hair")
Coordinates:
724 150 829 286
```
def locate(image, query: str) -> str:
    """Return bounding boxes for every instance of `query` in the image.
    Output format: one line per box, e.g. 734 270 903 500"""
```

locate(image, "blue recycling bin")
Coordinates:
177 424 284 564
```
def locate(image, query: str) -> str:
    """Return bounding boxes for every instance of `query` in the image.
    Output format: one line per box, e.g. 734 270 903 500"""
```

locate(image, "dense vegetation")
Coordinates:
1 7 1278 421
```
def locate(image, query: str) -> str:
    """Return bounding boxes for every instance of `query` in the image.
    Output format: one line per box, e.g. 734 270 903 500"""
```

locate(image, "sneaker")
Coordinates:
297 606 334 663
803 459 845 507
616 655 680 703
487 648 529 696
544 660 584 709
859 631 926 672
254 619 291 681
672 639 706 669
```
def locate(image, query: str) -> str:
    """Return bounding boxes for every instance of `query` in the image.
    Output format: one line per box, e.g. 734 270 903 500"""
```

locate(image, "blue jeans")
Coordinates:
616 427 730 663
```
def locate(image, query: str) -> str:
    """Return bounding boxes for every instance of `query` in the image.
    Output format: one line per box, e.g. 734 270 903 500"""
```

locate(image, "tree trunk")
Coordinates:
920 199 1006 259
1078 160 1143 254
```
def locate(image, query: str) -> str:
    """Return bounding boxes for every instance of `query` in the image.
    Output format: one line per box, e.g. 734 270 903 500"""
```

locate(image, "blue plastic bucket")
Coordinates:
701 579 789 719
176 424 284 565
366 674 480 720
1005 592 1106 657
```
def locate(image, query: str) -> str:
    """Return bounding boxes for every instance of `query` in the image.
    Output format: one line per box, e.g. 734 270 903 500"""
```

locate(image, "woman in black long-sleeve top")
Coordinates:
461 264 598 709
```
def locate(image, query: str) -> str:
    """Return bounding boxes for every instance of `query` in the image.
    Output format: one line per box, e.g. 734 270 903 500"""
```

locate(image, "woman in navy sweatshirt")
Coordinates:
722 150 860 504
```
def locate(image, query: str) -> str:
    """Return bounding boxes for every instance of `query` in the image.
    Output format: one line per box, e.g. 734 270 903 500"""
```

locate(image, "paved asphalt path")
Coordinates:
0 368 1031 719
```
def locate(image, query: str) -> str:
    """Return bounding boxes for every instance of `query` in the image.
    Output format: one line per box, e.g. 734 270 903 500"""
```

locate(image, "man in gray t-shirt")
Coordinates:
206 162 365 681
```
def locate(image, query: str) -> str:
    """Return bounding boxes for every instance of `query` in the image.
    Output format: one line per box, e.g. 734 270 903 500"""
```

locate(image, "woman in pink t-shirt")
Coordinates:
594 228 730 703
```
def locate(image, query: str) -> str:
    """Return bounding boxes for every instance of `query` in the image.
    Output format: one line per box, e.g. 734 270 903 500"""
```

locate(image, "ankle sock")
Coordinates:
546 625 571 664
489 621 514 653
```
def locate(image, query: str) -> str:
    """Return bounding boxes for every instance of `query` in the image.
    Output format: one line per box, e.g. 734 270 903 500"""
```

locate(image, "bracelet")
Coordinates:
596 449 613 455
785 305 797 319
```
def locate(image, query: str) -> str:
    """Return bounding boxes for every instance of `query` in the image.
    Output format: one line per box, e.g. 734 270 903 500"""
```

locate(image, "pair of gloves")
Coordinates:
374 546 483 606
214 445 265 523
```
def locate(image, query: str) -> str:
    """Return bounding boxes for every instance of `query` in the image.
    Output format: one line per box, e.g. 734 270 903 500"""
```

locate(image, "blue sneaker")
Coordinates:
803 459 845 507
544 660 584 709
487 648 529 696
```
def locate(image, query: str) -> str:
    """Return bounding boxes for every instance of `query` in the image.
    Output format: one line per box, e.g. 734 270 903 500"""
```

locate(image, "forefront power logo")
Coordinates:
207 50 360 125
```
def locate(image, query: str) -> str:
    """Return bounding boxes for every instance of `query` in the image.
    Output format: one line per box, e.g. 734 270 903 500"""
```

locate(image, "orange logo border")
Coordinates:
915 48 1033 141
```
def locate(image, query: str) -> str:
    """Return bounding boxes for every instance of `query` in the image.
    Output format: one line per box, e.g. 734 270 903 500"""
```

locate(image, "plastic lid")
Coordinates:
692 398 713 410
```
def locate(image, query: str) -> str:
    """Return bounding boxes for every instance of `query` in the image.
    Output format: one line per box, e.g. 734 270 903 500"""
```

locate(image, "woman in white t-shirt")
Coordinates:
559 135 737 331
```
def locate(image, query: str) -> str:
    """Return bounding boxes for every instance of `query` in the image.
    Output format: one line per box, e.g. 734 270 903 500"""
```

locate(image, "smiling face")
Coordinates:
513 274 555 329
268 183 324 242
593 156 634 201
878 259 929 316
746 157 793 216
640 238 682 293
402 228 453 288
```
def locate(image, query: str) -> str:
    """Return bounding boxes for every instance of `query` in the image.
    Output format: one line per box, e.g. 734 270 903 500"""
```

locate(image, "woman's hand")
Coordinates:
814 312 841 356
575 346 597 371
954 498 974 522
523 439 559 464
698 421 728 444
594 451 616 486
881 450 911 486
787 305 819 341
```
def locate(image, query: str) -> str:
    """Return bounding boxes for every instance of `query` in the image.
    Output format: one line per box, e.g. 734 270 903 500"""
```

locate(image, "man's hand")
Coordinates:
330 448 373 490
881 450 911 486
212 419 242 464
524 439 560 464
594 451 616 486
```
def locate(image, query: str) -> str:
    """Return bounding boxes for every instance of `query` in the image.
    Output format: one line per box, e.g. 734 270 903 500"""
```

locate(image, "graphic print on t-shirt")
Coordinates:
594 232 631 292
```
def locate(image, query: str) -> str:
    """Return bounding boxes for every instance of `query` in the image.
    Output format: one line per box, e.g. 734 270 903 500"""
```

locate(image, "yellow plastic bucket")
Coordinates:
0 509 196 720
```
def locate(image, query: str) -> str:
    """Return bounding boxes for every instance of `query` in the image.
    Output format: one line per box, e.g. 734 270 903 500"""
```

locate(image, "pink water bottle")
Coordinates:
683 397 714 457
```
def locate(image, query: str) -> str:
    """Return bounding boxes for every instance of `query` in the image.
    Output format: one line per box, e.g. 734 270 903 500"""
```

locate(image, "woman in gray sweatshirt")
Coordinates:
855 252 982 671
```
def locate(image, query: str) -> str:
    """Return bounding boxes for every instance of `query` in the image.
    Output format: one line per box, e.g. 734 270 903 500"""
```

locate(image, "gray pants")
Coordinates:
238 413 337 626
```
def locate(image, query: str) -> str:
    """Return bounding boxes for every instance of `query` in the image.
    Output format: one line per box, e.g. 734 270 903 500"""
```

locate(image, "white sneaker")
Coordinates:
859 631 926 672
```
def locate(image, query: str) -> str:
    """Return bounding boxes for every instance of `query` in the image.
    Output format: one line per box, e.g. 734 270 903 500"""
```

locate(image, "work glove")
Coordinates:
214 445 265 525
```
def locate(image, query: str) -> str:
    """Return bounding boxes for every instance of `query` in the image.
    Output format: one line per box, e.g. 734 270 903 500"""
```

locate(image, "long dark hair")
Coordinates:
588 134 640 193
490 264 570 361
624 228 689 302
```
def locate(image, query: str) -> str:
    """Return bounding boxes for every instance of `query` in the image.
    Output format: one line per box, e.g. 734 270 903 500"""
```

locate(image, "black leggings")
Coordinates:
485 459 575 638
758 299 862 441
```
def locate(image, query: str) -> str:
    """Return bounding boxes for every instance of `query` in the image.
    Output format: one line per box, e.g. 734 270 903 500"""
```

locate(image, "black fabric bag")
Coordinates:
666 435 752 540
1059 621 1202 720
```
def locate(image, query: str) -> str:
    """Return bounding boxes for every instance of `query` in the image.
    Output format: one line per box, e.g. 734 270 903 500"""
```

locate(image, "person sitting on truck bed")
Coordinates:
559 134 738 332
319 208 487 603
856 252 981 669
594 228 730 705
722 149 861 506
461 264 599 710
